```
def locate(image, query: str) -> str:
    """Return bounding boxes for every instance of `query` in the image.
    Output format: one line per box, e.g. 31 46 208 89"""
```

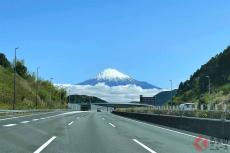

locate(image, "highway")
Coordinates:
0 111 228 153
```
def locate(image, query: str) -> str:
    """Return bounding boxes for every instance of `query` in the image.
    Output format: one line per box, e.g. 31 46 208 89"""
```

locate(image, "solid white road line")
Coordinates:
42 111 86 120
115 114 230 147
21 121 30 124
40 118 45 120
33 136 56 153
68 121 74 126
109 123 116 128
133 139 157 153
3 124 17 127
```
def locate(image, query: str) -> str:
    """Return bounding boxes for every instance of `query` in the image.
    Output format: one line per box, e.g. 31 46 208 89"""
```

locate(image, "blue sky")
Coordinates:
0 0 230 89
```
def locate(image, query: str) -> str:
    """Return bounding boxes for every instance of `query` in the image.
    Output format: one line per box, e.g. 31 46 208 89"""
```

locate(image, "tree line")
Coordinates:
0 53 67 109
174 46 230 105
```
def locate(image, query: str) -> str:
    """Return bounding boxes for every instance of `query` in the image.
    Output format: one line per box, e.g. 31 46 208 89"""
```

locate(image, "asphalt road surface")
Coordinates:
0 111 229 153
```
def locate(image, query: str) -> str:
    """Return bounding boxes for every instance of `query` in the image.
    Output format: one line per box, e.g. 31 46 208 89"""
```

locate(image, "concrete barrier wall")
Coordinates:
112 111 230 139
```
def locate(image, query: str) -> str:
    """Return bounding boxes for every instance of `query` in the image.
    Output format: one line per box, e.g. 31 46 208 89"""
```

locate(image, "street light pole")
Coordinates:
169 80 173 108
13 48 19 110
35 67 39 108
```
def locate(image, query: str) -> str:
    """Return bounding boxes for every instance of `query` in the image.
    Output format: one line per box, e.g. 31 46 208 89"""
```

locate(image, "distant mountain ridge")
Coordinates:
78 68 161 89
68 95 107 104
155 89 177 106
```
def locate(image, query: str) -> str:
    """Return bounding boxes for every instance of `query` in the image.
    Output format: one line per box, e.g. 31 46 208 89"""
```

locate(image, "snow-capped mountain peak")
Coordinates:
77 68 161 89
96 68 131 80
56 68 162 103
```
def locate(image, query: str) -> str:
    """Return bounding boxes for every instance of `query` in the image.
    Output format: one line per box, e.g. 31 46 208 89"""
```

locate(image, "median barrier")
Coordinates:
112 111 230 139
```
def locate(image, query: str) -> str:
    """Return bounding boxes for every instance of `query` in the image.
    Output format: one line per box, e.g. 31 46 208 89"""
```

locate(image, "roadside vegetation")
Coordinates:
116 107 230 120
0 53 67 109
173 46 230 107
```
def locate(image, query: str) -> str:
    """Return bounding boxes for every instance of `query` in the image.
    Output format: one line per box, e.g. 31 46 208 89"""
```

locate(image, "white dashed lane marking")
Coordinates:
33 136 56 153
21 121 30 124
68 121 74 126
109 123 116 128
32 119 39 121
133 139 157 153
3 124 17 127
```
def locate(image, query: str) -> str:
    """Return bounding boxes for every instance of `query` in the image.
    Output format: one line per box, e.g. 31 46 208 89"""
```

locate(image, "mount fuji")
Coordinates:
78 68 161 89
56 68 162 103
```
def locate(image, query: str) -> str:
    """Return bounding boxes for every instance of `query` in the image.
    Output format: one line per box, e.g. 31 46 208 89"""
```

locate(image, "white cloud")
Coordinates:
56 83 162 103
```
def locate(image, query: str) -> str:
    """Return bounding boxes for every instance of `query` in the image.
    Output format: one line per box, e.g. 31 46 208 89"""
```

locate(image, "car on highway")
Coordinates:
97 108 102 112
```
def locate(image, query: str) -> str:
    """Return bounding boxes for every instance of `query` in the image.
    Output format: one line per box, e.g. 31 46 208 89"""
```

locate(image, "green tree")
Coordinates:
0 53 11 69
174 46 230 104
15 60 28 78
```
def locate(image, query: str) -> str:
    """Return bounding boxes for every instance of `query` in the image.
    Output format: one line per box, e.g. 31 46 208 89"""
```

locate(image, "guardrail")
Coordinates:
0 109 69 112
117 104 230 120
143 103 230 112
0 109 69 118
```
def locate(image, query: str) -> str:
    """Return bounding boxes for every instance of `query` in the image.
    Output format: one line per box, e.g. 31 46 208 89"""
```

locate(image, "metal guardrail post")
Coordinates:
201 104 204 111
207 104 211 111
215 104 218 111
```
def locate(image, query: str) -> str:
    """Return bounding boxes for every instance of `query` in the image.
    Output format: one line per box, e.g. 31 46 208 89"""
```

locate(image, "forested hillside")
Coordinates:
155 89 177 106
0 53 67 109
68 95 107 104
174 46 230 105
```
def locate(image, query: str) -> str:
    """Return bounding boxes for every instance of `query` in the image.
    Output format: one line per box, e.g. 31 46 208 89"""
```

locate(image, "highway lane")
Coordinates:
42 112 230 153
100 113 228 153
0 111 88 153
44 111 146 153
0 111 228 153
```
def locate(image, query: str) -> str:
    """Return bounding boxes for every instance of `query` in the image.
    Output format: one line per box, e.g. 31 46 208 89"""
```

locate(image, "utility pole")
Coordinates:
13 48 19 110
36 67 39 108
